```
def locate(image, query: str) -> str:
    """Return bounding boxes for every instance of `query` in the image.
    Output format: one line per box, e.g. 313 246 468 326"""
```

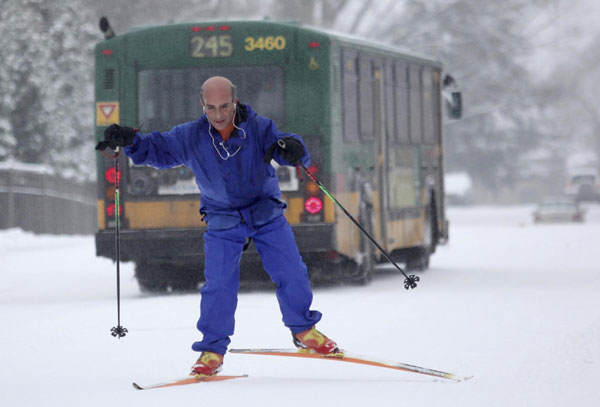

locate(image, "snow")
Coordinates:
0 159 54 175
1 205 600 406
444 171 473 196
528 0 600 80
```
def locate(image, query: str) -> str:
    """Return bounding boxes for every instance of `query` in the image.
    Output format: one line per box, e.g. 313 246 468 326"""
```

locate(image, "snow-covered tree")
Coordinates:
0 0 97 179
0 118 16 161
542 30 600 168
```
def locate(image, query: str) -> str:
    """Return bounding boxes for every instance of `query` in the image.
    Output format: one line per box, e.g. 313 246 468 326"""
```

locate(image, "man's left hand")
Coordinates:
276 137 305 165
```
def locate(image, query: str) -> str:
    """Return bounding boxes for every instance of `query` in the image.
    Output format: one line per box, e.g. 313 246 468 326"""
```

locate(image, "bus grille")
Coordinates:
104 69 115 89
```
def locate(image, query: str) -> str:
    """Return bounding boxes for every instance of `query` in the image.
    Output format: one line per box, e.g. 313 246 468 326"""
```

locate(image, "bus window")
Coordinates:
409 65 422 143
358 55 375 140
341 49 359 142
388 148 418 209
138 65 285 132
432 70 442 143
422 68 435 143
394 62 410 144
384 61 395 145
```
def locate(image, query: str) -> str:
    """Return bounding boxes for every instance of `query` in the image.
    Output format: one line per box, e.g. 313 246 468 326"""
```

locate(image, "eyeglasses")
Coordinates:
203 102 235 115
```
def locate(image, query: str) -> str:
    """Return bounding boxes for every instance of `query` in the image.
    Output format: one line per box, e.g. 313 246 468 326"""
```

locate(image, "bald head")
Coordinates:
200 76 237 104
201 76 239 131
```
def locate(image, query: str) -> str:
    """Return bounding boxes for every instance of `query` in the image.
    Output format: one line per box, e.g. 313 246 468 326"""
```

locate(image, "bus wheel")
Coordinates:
405 203 435 271
405 247 430 271
135 261 167 293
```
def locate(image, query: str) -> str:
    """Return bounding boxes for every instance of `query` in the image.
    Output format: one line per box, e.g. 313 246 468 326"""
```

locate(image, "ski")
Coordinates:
132 374 248 390
229 348 471 382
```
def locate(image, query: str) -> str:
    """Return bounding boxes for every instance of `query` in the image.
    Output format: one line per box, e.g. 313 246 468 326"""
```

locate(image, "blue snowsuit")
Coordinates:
124 104 322 355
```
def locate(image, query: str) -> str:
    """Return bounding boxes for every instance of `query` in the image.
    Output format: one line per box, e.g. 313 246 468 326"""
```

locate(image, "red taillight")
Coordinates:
104 168 121 184
106 203 121 217
308 42 320 48
101 49 113 55
191 26 202 32
304 197 323 214
219 25 230 31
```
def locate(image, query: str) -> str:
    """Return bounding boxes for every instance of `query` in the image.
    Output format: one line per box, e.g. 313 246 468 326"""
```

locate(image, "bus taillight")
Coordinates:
306 164 319 174
104 168 121 184
305 181 320 196
105 185 116 200
106 203 121 218
304 197 323 214
104 167 122 221
302 163 324 221
304 165 321 195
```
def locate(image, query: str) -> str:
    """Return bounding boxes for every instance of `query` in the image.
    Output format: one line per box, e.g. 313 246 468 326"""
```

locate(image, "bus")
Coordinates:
94 19 462 292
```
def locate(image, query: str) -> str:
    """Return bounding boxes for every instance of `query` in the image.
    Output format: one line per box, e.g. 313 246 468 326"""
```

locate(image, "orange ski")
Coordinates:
229 348 471 382
132 374 247 390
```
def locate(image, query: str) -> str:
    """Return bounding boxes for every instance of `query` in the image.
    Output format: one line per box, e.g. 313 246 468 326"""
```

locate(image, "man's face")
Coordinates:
202 84 236 131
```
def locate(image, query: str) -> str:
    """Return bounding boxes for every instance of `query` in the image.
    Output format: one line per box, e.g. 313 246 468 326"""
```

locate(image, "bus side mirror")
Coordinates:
443 75 462 119
446 91 462 119
99 17 116 39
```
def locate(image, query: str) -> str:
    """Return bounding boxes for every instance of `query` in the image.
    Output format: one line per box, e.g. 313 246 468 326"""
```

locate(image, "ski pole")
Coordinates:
110 147 128 338
277 139 419 289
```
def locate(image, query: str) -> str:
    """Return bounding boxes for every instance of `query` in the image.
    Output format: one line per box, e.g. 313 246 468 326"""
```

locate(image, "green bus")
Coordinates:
94 19 461 292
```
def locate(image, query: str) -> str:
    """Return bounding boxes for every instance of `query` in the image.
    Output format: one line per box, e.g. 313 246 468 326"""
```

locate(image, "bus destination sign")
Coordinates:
190 33 233 58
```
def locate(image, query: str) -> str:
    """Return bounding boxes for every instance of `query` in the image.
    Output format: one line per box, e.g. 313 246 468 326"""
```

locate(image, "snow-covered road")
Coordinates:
1 205 599 406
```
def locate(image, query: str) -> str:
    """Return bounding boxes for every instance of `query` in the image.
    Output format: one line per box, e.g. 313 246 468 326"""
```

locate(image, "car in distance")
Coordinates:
533 198 585 224
565 170 600 202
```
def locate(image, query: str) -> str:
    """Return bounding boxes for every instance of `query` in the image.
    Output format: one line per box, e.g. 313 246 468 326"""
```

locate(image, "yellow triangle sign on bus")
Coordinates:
96 102 119 126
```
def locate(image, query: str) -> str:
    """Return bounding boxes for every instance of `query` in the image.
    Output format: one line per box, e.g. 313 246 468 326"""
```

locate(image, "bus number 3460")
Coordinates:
244 36 286 51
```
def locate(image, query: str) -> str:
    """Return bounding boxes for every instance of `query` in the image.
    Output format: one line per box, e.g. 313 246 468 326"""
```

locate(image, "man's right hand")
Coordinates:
95 124 137 151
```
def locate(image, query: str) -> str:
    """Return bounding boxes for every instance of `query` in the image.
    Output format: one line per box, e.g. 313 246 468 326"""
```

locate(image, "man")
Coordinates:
97 76 339 376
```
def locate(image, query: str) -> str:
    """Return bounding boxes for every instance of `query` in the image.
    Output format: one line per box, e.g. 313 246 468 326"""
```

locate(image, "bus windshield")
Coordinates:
138 65 285 132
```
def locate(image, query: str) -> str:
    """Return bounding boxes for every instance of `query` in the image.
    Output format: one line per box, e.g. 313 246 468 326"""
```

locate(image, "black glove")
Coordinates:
276 137 305 165
95 124 137 151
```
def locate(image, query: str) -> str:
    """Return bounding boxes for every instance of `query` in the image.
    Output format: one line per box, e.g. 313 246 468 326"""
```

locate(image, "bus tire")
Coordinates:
405 247 430 271
405 202 436 271
135 260 167 293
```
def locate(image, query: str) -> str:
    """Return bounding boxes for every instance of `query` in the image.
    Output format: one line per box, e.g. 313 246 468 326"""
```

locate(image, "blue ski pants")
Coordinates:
192 215 322 355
